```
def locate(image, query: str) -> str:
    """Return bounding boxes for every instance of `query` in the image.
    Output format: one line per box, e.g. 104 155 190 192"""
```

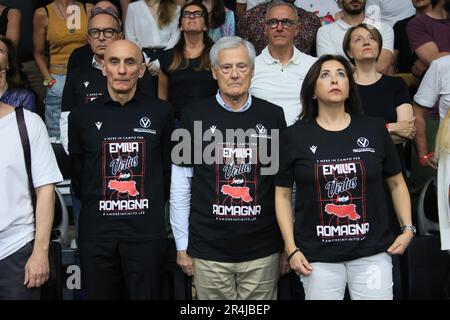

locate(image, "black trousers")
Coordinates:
79 239 169 300
0 241 40 300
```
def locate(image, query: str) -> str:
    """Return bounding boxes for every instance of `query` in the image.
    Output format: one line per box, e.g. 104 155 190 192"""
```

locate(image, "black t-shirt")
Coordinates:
68 93 173 241
67 44 93 72
159 49 218 119
179 96 286 262
357 75 411 123
276 116 401 263
394 16 416 74
62 56 155 113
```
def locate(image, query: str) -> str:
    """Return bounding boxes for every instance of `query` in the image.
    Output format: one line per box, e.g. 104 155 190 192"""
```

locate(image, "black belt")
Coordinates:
143 47 165 61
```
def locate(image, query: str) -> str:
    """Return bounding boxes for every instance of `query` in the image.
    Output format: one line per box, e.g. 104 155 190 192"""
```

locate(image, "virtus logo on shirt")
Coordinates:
134 117 156 134
353 137 375 153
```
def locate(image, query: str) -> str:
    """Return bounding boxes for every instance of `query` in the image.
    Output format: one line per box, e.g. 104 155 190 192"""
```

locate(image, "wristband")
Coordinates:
287 248 301 262
419 152 434 167
43 77 56 88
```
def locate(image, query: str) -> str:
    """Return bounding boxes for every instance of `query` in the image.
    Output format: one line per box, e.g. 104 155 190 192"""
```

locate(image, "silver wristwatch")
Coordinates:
401 224 416 235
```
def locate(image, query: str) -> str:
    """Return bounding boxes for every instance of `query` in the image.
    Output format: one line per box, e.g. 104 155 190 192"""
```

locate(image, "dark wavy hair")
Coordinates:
299 54 363 122
0 36 25 88
169 2 213 72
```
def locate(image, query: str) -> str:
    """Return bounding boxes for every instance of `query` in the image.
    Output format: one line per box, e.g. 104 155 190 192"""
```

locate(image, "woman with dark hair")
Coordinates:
0 37 36 112
343 23 415 171
201 0 234 42
158 1 218 121
275 55 414 300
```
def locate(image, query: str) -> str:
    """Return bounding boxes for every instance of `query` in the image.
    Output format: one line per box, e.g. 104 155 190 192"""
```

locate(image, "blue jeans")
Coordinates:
44 74 66 138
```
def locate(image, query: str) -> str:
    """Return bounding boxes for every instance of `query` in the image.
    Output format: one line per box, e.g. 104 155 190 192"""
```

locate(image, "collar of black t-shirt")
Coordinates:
96 90 144 108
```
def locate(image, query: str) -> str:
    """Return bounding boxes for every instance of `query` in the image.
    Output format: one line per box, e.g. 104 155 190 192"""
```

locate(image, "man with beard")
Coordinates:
316 0 394 74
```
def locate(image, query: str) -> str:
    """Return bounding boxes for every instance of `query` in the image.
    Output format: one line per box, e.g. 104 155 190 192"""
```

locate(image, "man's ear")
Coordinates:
138 62 146 79
101 59 107 76
294 24 300 37
211 67 218 80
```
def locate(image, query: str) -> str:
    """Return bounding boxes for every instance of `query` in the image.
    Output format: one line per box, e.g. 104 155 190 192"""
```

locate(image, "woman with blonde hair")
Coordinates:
435 109 450 250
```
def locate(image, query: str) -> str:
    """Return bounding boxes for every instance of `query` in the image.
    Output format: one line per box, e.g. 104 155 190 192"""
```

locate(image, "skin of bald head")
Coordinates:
102 40 146 104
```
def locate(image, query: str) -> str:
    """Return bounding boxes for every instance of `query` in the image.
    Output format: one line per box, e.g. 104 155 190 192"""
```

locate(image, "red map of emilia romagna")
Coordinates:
315 160 368 241
99 139 148 216
213 144 261 221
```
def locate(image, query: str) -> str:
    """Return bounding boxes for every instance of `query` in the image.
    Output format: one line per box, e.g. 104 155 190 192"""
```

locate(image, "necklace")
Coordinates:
55 1 76 33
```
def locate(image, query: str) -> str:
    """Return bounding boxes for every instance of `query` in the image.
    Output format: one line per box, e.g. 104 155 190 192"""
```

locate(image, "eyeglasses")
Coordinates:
88 28 120 39
265 18 297 29
91 7 119 18
181 10 204 18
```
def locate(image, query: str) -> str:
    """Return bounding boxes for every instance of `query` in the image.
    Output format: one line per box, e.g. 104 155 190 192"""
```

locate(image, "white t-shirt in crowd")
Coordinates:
250 46 317 126
0 109 63 260
125 0 180 50
294 0 341 18
316 18 394 58
414 56 450 120
365 0 416 27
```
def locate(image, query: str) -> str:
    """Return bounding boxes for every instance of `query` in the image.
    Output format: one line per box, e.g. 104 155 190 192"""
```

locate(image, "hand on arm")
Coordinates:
24 184 55 288
385 174 414 255
275 187 312 276
413 103 438 169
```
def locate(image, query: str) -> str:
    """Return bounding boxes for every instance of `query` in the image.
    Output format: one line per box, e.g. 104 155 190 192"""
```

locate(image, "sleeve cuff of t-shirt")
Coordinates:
413 97 434 109
236 0 247 3
175 236 188 251
275 179 294 188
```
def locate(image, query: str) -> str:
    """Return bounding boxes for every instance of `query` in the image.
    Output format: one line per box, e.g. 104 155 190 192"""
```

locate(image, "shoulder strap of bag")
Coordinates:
15 106 37 214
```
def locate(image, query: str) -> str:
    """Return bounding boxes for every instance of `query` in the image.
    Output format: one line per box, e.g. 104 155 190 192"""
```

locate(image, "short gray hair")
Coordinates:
265 0 299 22
210 36 256 68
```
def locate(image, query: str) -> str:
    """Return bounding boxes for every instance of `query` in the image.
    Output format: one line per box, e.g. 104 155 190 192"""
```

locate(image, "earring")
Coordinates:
312 95 317 99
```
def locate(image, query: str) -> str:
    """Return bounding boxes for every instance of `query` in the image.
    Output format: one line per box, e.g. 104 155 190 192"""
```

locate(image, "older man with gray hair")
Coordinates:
170 36 286 300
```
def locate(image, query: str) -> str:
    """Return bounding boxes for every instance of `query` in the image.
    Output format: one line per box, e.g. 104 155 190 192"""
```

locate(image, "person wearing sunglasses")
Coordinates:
158 2 218 123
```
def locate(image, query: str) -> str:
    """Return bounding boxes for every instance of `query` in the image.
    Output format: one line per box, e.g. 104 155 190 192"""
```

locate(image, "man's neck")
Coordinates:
342 12 365 26
428 4 449 19
108 87 137 106
416 4 432 15
268 45 294 65
220 91 249 111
